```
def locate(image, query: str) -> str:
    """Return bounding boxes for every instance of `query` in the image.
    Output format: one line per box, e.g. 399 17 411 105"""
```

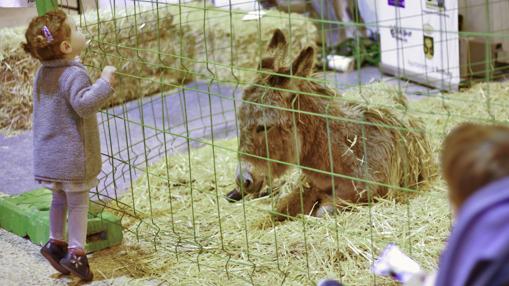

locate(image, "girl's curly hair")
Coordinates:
22 9 71 61
442 123 509 208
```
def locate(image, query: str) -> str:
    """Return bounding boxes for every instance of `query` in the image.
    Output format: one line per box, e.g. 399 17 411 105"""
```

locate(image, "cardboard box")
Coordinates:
460 38 498 79
379 0 461 90
379 0 509 90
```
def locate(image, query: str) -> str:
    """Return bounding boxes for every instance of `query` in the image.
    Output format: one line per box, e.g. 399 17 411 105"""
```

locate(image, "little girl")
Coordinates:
22 9 116 281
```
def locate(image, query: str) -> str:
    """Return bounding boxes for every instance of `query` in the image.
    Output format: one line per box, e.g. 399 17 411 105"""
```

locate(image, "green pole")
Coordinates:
36 0 58 16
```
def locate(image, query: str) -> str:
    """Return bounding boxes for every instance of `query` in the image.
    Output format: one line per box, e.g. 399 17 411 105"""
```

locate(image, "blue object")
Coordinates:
435 177 509 286
317 279 343 286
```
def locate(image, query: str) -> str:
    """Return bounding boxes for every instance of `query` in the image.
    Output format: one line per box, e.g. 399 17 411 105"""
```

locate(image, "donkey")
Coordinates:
228 29 434 220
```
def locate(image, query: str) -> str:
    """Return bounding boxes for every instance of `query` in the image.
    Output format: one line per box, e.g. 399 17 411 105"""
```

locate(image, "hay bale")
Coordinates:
0 3 316 135
0 26 38 134
79 6 195 107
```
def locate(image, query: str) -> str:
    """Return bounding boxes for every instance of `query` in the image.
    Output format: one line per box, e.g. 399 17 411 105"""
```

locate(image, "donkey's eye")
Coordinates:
256 125 272 133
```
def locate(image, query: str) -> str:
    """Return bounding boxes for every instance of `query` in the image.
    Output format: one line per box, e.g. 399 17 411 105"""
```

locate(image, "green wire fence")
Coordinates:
36 0 509 284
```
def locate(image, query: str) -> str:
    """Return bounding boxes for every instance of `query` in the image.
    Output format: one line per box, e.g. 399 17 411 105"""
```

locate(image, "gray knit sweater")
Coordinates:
32 59 113 183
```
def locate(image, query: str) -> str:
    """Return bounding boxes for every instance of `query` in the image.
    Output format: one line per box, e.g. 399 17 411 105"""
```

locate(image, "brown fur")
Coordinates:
237 29 434 220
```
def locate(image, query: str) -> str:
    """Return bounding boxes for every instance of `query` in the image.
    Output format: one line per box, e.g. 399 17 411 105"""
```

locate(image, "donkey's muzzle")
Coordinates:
227 167 254 203
235 166 254 191
225 166 253 203
231 164 265 201
225 189 243 202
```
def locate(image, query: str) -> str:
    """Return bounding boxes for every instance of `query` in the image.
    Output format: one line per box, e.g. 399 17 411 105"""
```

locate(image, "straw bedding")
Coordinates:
103 141 444 285
0 2 316 135
92 82 509 285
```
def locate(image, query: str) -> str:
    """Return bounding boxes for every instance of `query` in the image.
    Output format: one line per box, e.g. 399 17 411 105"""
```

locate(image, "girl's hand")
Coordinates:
101 66 117 87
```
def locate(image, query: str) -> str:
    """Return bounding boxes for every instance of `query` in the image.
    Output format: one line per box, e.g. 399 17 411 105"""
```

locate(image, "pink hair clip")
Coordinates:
41 25 54 43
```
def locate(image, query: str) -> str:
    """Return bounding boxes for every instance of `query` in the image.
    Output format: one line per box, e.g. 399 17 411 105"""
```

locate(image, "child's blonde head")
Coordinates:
22 9 71 61
441 123 509 209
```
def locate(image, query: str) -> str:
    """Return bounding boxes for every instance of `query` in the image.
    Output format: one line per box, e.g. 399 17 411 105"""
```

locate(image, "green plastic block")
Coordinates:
0 189 123 253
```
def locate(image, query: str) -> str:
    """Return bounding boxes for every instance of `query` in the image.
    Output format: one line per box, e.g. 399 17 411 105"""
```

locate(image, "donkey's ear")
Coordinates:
267 29 287 51
291 46 315 77
262 29 288 70
259 57 275 70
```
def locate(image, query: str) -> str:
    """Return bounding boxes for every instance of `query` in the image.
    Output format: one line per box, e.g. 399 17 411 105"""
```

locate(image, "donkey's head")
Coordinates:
233 29 316 198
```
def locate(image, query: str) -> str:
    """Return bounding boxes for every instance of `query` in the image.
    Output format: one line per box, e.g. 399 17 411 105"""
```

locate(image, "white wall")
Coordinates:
210 0 261 11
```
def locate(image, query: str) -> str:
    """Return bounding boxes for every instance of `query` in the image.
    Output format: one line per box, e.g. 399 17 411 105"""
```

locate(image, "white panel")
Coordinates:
379 0 460 90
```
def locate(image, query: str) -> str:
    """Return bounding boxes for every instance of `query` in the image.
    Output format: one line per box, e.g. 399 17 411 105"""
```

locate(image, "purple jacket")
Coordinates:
435 177 509 286
32 59 112 184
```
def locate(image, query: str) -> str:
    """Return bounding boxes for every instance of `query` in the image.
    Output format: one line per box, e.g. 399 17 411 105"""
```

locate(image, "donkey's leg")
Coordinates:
310 178 387 217
274 184 322 221
314 180 371 216
313 186 360 217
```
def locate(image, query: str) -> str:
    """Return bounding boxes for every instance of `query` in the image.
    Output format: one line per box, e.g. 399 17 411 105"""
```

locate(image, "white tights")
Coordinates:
49 190 89 250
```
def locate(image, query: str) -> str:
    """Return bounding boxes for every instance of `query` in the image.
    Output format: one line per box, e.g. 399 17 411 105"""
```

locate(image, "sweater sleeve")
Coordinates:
64 67 113 118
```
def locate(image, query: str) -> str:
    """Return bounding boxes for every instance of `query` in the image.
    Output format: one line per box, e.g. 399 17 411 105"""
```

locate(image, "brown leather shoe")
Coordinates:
59 248 93 282
40 239 70 275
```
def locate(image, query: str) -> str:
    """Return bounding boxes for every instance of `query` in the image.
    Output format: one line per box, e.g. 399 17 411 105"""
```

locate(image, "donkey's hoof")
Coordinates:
315 205 336 218
225 189 243 202
256 190 270 198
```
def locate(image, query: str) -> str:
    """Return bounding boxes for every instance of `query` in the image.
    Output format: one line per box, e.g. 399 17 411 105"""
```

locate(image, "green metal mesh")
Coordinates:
46 0 509 284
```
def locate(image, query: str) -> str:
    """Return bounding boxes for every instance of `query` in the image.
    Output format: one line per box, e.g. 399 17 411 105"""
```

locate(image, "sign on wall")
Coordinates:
379 0 460 90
